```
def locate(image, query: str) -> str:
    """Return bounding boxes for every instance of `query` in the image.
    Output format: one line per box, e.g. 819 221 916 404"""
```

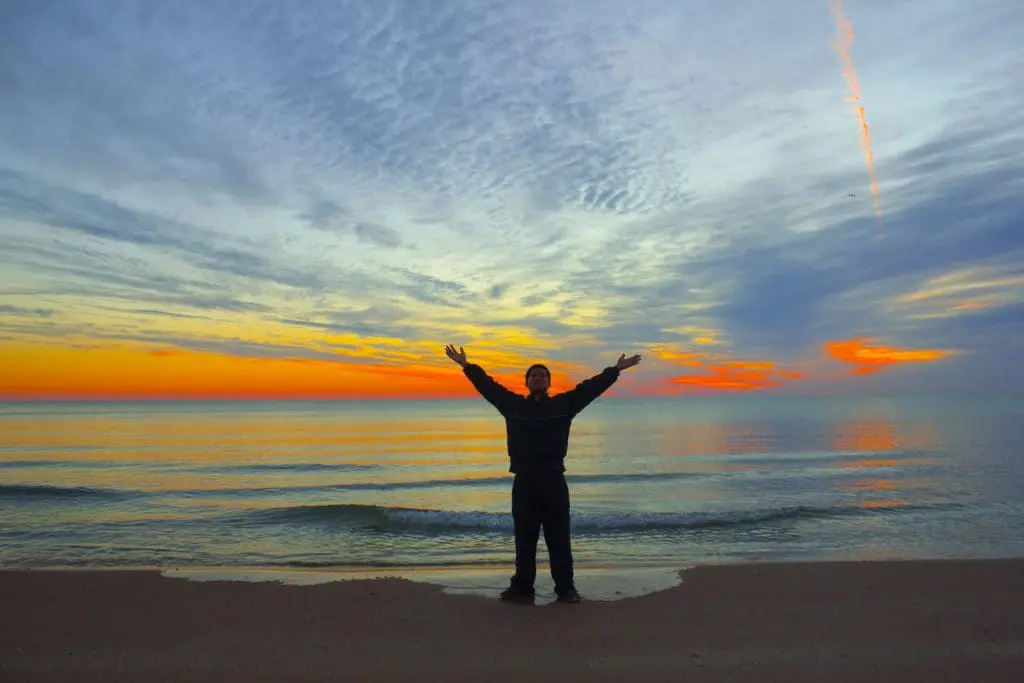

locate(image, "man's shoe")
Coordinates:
499 587 535 604
555 588 581 604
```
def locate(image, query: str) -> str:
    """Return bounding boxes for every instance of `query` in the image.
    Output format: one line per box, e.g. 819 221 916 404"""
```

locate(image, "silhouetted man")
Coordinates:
444 344 642 603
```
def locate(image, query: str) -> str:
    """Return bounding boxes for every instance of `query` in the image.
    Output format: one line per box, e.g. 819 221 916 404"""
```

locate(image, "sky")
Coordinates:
1 0 1023 400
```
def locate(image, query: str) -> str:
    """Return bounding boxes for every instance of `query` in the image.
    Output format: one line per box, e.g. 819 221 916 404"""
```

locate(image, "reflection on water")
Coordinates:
1 409 512 496
1 396 1022 570
838 479 901 491
853 499 907 509
835 479 912 509
830 415 936 509
833 417 900 452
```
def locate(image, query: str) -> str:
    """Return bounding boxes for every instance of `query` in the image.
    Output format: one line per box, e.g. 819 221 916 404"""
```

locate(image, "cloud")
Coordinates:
354 223 403 248
384 267 479 309
887 264 1024 321
1 0 1023 395
1 170 336 289
0 305 53 318
823 338 958 376
640 111 1024 361
650 343 803 392
669 361 791 392
0 228 277 317
278 315 417 341
650 334 959 392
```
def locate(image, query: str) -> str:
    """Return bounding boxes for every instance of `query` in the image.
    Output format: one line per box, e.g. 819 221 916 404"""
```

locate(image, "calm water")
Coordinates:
1 396 1022 595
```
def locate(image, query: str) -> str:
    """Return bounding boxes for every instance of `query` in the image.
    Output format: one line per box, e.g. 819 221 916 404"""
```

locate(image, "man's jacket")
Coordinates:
461 363 620 473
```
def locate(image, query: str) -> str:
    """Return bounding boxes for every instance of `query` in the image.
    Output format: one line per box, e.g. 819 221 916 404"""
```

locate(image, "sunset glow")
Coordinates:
0 342 588 401
1 1 1020 400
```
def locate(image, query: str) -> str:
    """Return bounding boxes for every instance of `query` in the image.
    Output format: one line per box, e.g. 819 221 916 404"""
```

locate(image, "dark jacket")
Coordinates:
462 363 620 473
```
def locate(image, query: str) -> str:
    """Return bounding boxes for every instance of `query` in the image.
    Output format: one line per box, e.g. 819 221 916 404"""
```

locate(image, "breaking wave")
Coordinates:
0 484 127 500
245 501 924 533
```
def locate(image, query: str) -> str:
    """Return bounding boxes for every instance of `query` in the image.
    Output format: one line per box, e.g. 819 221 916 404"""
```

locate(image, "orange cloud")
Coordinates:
952 299 990 312
653 336 955 393
652 347 728 365
824 338 955 375
651 344 803 392
670 362 785 391
890 265 1024 320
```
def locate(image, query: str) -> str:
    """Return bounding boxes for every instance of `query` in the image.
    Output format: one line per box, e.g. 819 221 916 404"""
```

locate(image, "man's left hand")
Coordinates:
615 353 642 370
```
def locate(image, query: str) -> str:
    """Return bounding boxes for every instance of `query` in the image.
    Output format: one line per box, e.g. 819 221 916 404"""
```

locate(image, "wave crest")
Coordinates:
0 483 124 499
248 501 910 532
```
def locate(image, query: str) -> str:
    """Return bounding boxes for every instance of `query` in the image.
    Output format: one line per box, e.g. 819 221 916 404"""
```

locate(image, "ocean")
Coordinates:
2 396 1022 600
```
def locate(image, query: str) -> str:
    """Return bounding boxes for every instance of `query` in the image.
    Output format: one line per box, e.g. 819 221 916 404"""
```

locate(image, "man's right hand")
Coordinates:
444 344 468 367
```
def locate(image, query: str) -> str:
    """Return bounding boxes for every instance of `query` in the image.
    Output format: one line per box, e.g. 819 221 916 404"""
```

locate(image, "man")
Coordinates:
444 344 642 604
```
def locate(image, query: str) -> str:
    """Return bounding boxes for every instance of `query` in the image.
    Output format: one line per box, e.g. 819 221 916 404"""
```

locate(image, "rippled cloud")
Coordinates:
1 0 1022 397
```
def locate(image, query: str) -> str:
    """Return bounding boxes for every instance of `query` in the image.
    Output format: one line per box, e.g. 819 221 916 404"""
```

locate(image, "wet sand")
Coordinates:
2 558 1022 682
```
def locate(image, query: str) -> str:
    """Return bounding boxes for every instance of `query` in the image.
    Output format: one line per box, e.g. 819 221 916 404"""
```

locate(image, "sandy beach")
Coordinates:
2 558 1022 682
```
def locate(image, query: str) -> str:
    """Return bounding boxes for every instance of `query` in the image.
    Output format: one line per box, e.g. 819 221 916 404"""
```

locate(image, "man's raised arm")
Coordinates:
563 353 642 416
444 344 518 415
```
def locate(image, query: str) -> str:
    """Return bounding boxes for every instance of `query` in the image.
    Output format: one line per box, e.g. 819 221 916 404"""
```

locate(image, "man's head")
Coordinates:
524 363 551 395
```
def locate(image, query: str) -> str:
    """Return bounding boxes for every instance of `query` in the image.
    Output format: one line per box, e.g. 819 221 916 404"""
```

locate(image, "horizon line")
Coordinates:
1 391 1020 404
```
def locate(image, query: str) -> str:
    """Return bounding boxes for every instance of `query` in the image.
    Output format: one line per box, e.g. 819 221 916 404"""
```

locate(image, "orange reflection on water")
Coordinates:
651 425 728 460
836 474 910 509
832 417 899 452
718 464 774 472
837 478 899 492
1 410 514 494
840 458 899 468
653 423 782 460
830 416 933 509
850 498 909 509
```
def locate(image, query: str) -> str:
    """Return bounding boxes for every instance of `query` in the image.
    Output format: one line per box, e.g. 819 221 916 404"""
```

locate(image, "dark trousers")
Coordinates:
509 471 575 595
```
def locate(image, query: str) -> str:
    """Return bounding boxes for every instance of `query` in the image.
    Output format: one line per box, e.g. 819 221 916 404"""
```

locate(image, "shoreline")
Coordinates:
2 560 696 603
6 551 1024 601
3 557 1022 681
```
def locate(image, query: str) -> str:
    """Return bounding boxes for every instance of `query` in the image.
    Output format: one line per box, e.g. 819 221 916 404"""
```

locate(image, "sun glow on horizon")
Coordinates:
0 341 601 401
0 331 966 401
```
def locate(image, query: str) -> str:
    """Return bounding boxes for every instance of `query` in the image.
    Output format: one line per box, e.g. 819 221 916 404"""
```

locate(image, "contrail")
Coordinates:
829 0 884 230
